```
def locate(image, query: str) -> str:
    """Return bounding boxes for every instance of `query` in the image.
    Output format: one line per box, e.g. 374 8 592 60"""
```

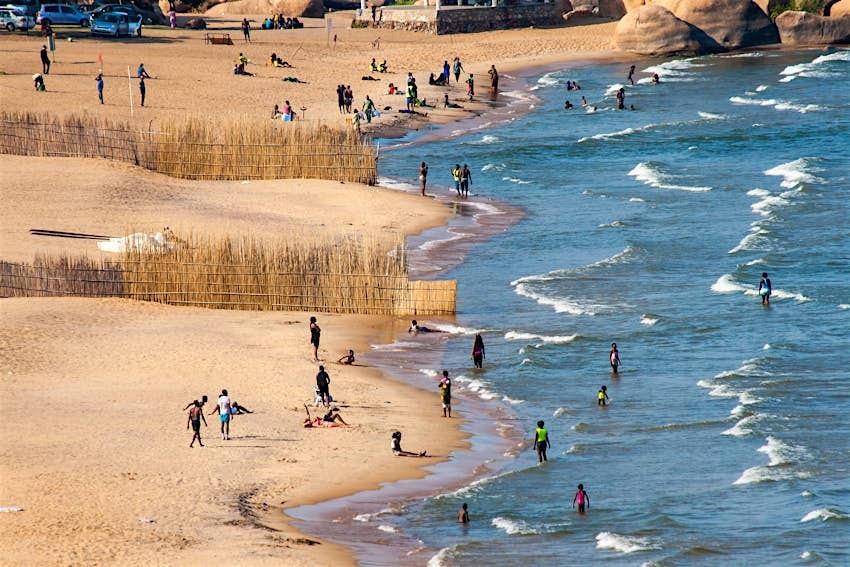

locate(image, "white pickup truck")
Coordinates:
91 11 142 37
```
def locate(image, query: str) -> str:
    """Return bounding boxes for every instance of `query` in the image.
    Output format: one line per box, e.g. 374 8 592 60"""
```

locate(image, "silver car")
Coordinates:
0 7 35 30
90 11 141 37
36 4 90 27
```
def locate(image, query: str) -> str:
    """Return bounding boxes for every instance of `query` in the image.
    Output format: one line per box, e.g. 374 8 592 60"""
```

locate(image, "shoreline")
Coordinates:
280 49 628 564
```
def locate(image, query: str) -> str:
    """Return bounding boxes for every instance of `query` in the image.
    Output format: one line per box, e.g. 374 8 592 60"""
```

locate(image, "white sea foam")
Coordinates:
371 340 423 351
512 282 600 316
774 102 825 113
427 545 456 567
751 194 789 216
629 162 712 192
730 96 779 107
604 83 627 97
755 84 769 92
728 227 770 254
578 126 636 143
734 436 810 485
801 490 815 497
537 72 560 86
504 331 578 344
502 176 531 185
480 135 500 144
642 58 701 82
430 323 491 335
800 508 847 523
743 258 766 266
595 532 661 554
629 197 646 202
377 525 397 533
780 50 850 81
454 375 499 400
764 158 823 189
492 517 537 535
839 304 850 310
553 407 570 417
697 111 726 120
762 343 771 350
599 220 625 228
419 369 439 378
640 314 659 326
353 507 399 522
481 162 505 172
711 274 750 294
723 414 760 437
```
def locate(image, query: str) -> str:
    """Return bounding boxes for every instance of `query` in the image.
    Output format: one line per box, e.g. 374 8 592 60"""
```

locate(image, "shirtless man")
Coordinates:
187 400 207 447
458 503 469 523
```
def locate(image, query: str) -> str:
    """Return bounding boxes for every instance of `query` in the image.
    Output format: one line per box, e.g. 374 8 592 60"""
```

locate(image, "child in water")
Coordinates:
598 386 609 406
572 484 590 513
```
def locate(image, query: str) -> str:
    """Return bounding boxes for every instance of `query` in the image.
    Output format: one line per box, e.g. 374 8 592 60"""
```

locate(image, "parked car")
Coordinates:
90 10 140 36
88 3 159 25
0 6 34 29
36 3 89 26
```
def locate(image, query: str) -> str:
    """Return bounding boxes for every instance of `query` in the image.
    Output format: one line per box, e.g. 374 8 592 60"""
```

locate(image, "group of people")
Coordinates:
271 101 297 121
450 164 473 198
184 390 253 447
260 15 302 30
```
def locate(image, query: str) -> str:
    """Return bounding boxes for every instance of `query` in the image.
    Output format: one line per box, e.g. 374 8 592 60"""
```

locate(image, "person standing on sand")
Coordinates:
419 162 428 196
139 75 146 107
458 503 469 523
209 389 232 440
187 400 207 447
572 484 590 513
759 272 772 305
471 333 485 368
439 370 451 418
40 45 50 74
453 57 464 84
460 164 471 197
363 94 375 123
610 343 621 374
337 84 345 113
466 74 475 101
534 420 550 462
442 60 450 82
309 316 321 361
96 73 104 105
628 64 636 86
241 18 251 42
489 65 499 91
316 366 331 408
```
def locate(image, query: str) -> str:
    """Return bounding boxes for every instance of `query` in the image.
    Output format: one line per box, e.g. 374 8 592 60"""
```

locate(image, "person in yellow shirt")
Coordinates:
451 164 461 196
533 420 550 463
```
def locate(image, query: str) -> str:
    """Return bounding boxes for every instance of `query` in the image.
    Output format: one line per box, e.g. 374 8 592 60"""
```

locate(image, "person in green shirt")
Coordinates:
534 420 550 463
363 95 375 123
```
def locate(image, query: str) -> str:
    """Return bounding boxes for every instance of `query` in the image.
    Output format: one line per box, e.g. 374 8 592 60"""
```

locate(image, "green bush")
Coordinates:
351 19 369 28
771 0 826 18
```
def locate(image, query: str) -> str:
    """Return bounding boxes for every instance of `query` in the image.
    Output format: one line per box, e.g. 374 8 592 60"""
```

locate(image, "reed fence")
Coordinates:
0 111 377 184
0 234 455 315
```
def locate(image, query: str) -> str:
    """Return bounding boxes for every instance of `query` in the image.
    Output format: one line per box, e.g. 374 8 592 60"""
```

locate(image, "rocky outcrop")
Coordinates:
599 0 627 18
205 0 323 17
184 16 206 28
654 0 779 50
828 0 850 16
775 10 850 44
614 4 704 54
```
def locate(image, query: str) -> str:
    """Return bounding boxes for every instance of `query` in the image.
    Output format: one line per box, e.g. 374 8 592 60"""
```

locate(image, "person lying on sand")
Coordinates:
323 407 348 425
303 405 348 428
362 75 379 81
392 431 426 456
338 349 355 365
282 77 305 83
231 401 253 415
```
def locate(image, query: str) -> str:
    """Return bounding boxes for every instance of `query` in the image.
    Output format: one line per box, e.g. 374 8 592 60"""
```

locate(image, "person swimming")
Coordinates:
408 320 443 334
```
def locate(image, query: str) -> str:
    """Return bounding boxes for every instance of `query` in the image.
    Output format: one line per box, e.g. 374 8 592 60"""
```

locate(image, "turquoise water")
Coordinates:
371 49 850 565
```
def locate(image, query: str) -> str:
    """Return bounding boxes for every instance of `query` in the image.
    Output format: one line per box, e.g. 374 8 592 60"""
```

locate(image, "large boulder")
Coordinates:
614 4 704 54
654 0 779 50
206 0 324 17
775 10 850 44
829 0 850 16
599 0 627 18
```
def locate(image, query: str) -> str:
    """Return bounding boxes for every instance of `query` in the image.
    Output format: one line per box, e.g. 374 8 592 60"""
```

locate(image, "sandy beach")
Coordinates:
0 14 620 565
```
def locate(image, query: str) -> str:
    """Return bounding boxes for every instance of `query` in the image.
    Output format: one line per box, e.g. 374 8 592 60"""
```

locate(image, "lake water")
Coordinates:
316 48 850 565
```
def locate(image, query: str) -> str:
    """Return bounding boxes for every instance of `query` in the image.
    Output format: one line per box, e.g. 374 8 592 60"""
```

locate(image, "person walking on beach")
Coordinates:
344 85 354 113
610 343 621 374
451 164 462 196
309 316 321 362
534 420 550 463
363 94 375 123
458 503 469 523
627 64 636 86
241 18 251 42
40 45 50 74
439 370 452 418
471 333 485 368
187 400 207 447
572 484 590 513
460 164 471 197
419 162 428 196
336 84 345 113
209 389 232 440
316 366 331 408
759 272 772 305
96 73 104 104
598 385 609 406
452 57 464 83
466 74 475 101
489 64 499 91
